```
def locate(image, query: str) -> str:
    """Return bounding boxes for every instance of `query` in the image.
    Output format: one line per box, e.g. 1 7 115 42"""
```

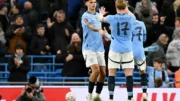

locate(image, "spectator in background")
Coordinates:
172 17 180 39
8 44 30 83
9 3 23 25
29 24 50 69
174 68 180 88
0 24 7 54
47 10 74 55
29 24 50 55
6 15 32 54
147 34 169 66
0 24 7 71
145 14 172 46
23 1 39 33
160 0 176 27
0 2 8 71
166 28 180 72
173 0 180 14
0 3 8 32
135 0 158 26
62 33 88 77
147 58 169 88
140 8 154 27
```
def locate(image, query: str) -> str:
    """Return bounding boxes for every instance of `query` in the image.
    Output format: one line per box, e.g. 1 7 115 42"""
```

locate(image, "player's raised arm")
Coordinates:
99 7 107 22
99 7 114 24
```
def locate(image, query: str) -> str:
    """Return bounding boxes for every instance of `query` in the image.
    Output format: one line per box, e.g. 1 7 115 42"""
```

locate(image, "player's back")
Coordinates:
132 20 146 60
81 11 104 52
106 13 135 53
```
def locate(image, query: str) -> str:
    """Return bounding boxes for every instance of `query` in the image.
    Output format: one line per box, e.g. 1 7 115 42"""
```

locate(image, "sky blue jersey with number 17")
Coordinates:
132 20 147 60
81 11 104 52
104 13 135 53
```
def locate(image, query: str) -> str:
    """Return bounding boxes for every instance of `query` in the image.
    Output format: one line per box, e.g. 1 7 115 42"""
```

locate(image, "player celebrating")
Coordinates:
99 0 136 101
130 7 148 101
81 0 106 101
101 6 148 100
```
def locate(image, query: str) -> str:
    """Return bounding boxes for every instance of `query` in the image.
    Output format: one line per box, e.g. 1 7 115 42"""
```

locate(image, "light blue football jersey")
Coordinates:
132 20 146 60
104 13 135 53
81 11 104 52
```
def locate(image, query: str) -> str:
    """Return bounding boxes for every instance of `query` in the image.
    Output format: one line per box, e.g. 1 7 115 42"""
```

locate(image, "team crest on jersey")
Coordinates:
96 17 99 21
84 18 88 23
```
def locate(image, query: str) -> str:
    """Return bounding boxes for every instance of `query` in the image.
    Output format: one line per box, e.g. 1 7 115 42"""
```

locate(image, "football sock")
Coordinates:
108 76 115 100
141 74 148 93
126 76 133 100
96 82 104 95
89 81 95 94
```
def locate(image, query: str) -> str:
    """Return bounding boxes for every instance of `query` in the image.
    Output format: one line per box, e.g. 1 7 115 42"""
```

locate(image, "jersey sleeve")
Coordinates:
130 15 136 31
147 66 154 74
104 15 113 24
105 32 112 40
142 22 147 42
164 70 169 83
81 14 92 27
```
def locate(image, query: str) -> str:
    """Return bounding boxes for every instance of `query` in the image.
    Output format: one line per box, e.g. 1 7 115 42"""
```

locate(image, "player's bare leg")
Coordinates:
139 70 148 101
87 64 100 101
108 69 116 101
94 66 106 101
124 68 134 101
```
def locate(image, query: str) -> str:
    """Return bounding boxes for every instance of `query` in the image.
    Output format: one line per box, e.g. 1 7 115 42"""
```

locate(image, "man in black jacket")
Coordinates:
29 24 50 69
8 44 30 84
29 24 50 55
0 3 8 32
47 10 74 55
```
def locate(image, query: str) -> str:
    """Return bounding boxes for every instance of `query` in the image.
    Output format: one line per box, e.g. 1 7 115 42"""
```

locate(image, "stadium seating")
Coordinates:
0 55 175 86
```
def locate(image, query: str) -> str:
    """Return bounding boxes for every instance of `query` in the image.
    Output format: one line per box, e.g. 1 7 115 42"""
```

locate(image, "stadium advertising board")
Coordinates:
0 86 179 101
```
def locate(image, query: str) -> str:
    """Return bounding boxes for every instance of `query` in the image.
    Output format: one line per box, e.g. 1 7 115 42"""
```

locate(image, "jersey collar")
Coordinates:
86 11 97 15
117 13 126 15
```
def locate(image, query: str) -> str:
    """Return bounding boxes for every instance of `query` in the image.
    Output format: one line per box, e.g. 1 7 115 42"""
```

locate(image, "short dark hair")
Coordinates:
84 0 89 3
14 3 22 12
36 24 44 29
153 13 159 16
153 58 163 64
15 44 24 51
15 15 24 20
0 3 8 10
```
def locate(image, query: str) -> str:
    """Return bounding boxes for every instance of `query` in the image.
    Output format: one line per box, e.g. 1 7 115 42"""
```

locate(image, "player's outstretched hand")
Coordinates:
99 6 108 16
